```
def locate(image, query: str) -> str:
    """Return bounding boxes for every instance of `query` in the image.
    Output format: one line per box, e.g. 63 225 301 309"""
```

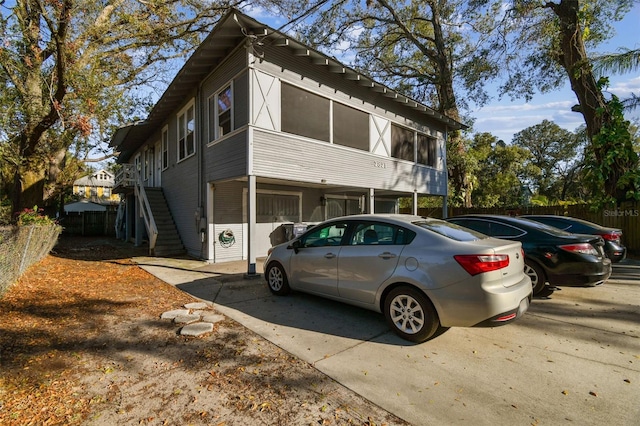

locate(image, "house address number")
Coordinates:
373 161 387 169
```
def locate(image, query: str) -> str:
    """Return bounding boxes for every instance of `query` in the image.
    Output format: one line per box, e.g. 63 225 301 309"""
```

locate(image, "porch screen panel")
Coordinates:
391 124 414 162
257 193 300 222
417 133 437 167
327 198 361 219
333 102 369 151
281 83 330 142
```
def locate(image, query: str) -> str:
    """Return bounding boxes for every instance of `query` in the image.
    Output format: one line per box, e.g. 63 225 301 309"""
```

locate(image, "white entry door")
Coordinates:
154 141 162 187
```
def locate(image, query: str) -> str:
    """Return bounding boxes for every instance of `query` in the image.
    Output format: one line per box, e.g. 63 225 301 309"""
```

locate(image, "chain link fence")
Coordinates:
0 224 62 297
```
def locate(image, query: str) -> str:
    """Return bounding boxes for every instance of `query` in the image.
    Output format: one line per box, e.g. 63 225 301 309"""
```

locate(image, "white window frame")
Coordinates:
209 82 234 142
177 100 196 162
161 125 169 170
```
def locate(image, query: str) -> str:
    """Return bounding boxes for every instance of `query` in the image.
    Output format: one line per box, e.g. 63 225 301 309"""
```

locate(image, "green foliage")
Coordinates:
465 133 533 207
15 206 58 226
584 95 640 205
512 119 585 201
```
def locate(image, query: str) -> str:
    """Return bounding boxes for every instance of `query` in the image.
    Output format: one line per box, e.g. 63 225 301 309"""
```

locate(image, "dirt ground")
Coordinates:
0 235 407 426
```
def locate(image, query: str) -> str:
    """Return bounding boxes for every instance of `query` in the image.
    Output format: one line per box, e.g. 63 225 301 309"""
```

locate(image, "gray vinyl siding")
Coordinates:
205 130 247 181
161 153 200 256
252 129 446 195
201 48 247 99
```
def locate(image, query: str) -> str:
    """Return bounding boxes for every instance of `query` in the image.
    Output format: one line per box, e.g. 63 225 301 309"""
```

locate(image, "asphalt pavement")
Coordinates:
135 255 640 425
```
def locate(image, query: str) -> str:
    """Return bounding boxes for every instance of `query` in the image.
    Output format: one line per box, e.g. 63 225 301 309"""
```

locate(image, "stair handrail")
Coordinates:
115 163 136 188
133 171 158 255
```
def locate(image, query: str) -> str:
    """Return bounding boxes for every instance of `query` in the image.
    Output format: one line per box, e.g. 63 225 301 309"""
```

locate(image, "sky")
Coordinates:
243 3 640 144
470 4 640 144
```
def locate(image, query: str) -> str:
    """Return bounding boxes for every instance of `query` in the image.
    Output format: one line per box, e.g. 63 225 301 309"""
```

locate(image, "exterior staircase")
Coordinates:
144 188 185 256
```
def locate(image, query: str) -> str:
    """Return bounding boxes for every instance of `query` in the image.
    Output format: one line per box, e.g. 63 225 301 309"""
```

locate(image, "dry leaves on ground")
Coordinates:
0 236 407 426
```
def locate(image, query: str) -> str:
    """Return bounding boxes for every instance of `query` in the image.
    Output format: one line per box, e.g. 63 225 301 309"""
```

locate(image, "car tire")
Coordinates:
384 286 439 343
266 263 291 295
524 260 546 296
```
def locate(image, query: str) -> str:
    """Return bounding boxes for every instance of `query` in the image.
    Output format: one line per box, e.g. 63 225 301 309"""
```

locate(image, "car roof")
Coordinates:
521 215 620 232
447 214 566 232
327 214 433 225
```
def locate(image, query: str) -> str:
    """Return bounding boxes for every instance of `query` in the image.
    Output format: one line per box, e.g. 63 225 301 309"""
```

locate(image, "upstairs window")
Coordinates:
177 101 195 161
209 85 233 141
417 133 437 167
333 102 369 151
391 124 414 162
281 83 330 142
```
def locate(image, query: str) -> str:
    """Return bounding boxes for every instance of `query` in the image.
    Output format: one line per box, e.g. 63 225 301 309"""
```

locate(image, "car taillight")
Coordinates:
600 232 621 242
559 243 598 255
454 254 509 276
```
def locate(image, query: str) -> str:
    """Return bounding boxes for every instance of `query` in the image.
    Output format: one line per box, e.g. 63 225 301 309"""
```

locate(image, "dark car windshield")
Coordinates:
413 219 489 241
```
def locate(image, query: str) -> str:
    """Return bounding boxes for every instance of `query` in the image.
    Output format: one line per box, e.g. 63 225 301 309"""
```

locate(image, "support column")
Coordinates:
368 188 375 214
413 191 418 216
206 183 215 263
246 175 258 277
442 194 448 219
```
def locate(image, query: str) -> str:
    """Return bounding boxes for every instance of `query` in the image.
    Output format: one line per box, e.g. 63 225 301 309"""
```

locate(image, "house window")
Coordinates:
218 85 232 137
417 133 437 167
333 102 369 151
281 83 330 142
177 102 195 161
209 85 233 141
391 124 414 162
103 187 111 198
161 126 168 169
256 193 300 223
90 187 97 197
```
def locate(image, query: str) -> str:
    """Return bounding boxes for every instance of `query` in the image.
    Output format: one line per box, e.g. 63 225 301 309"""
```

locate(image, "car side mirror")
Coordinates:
289 239 302 254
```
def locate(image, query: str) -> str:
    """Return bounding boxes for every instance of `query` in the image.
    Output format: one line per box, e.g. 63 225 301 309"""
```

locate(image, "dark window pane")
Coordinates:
391 124 414 161
281 83 330 142
333 102 369 151
417 133 437 167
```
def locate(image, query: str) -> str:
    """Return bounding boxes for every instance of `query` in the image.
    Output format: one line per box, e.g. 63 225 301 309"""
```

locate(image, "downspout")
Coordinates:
197 77 205 259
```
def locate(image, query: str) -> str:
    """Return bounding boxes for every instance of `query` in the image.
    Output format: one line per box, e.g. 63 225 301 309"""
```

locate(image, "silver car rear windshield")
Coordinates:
413 219 488 242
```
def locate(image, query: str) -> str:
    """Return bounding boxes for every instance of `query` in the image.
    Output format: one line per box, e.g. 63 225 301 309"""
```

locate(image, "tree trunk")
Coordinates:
550 0 637 201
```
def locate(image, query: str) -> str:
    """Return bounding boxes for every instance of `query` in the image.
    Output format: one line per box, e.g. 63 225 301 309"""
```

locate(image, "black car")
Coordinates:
446 215 612 296
522 215 626 263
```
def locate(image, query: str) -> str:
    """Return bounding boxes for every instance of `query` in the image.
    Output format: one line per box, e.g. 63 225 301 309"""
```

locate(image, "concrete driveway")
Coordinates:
136 257 640 425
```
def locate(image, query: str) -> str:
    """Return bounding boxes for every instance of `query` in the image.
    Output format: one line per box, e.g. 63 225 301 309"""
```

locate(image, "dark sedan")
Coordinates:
522 215 626 263
446 215 612 296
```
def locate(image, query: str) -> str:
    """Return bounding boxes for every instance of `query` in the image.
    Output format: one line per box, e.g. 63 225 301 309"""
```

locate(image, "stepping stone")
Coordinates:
181 322 214 336
173 313 201 324
185 302 210 310
161 309 190 319
202 313 225 324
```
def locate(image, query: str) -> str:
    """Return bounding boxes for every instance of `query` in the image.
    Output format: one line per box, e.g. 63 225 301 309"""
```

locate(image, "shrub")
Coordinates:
15 206 58 226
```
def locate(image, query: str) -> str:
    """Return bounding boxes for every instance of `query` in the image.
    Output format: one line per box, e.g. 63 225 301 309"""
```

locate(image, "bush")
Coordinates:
15 206 58 226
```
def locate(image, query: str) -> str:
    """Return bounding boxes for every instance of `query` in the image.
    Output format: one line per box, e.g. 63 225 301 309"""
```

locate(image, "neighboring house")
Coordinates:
110 8 466 274
72 169 120 207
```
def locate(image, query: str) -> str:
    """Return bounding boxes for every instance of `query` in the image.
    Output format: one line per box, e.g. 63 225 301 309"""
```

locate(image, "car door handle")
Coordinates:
324 253 337 259
379 252 396 259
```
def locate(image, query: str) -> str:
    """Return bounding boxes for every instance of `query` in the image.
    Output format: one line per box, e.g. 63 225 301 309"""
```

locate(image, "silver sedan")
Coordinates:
265 214 532 343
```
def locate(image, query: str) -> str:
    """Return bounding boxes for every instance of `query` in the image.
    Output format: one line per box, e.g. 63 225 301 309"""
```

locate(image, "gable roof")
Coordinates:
111 8 467 162
74 169 115 187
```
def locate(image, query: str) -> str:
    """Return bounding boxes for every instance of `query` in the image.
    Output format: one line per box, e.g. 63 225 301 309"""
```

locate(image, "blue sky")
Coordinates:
243 3 640 144
471 4 640 143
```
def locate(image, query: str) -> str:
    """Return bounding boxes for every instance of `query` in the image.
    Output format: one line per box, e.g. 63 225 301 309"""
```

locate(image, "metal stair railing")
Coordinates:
133 171 158 255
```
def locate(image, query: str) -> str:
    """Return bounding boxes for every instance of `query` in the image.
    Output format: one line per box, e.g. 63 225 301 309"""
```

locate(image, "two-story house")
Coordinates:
110 9 466 275
70 169 120 206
